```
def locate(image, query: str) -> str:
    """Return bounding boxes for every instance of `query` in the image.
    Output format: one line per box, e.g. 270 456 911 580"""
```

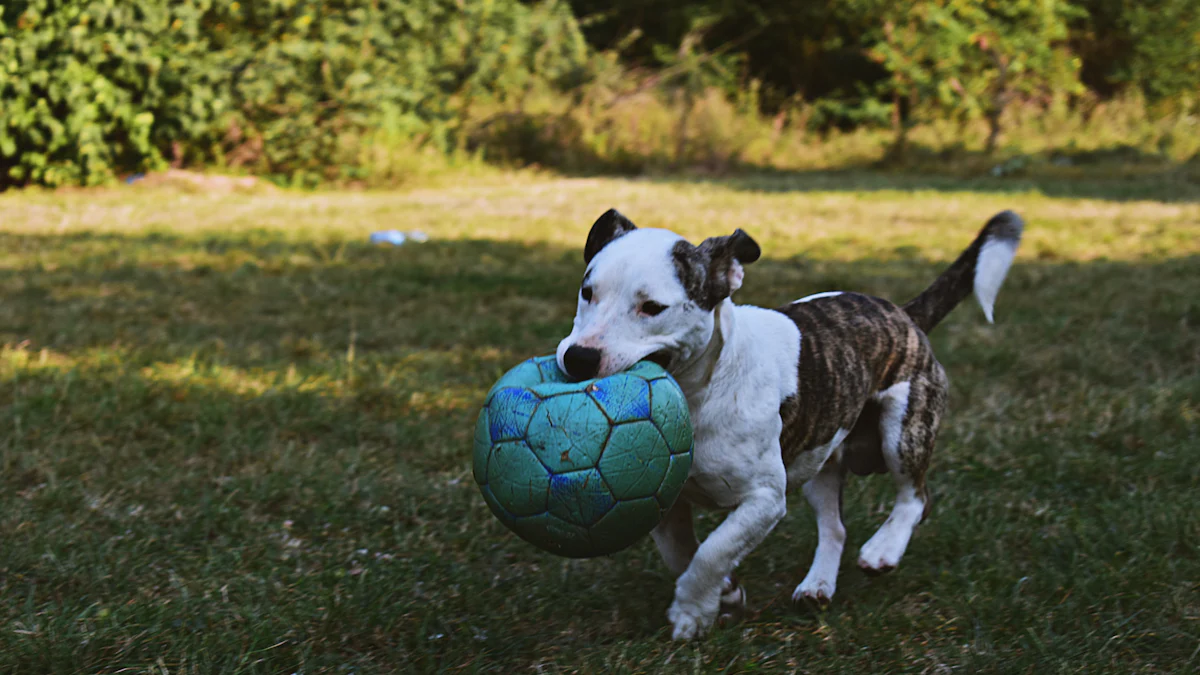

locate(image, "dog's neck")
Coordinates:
671 298 736 397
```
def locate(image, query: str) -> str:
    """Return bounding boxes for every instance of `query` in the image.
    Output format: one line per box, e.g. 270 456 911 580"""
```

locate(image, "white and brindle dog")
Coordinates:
555 208 1022 640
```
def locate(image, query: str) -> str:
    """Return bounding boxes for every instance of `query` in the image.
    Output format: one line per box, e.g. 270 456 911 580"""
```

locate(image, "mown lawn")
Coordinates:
1 172 1198 674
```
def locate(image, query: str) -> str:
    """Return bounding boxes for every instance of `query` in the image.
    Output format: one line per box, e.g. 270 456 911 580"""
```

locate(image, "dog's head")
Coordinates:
556 209 761 381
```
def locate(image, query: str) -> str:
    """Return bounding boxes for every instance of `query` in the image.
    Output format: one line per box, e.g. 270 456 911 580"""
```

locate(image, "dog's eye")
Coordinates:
640 301 668 316
580 286 594 303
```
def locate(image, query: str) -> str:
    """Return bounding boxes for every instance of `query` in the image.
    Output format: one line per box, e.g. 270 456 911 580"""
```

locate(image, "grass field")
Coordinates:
1 172 1198 673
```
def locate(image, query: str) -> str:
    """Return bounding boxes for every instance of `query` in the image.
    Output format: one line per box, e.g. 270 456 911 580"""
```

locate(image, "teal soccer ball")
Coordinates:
473 355 693 558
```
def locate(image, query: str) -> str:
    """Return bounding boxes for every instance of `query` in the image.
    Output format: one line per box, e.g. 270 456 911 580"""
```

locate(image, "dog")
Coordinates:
555 208 1022 639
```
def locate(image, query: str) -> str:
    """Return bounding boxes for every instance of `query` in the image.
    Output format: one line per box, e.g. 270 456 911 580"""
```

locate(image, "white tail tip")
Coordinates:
974 237 1018 323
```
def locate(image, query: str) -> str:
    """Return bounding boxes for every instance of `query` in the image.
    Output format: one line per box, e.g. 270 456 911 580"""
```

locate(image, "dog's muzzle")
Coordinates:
563 345 602 381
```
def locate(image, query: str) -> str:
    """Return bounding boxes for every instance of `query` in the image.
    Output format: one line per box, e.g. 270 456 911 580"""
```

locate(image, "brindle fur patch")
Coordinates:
775 292 939 467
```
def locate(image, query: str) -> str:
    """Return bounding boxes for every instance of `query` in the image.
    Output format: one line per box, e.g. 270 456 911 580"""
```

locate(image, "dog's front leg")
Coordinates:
667 482 786 640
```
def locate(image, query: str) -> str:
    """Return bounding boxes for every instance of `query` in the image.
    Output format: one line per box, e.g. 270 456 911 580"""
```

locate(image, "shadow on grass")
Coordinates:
2 229 1197 372
645 165 1200 204
470 111 1200 203
1 229 1198 671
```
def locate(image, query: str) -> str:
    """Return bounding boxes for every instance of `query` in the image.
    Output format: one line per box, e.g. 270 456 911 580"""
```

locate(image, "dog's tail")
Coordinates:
902 210 1023 334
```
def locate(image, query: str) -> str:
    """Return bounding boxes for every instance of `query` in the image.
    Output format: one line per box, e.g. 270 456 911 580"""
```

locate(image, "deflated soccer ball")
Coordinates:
473 355 693 558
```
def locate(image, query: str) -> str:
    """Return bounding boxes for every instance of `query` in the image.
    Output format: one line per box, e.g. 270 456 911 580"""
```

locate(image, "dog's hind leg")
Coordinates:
651 498 698 577
858 372 946 574
793 454 846 606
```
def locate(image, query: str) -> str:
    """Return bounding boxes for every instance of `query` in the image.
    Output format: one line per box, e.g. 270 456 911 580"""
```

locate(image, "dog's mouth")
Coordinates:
644 350 673 370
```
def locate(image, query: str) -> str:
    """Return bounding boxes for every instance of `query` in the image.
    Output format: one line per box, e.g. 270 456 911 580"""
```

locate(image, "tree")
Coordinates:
867 0 1082 156
1122 0 1200 107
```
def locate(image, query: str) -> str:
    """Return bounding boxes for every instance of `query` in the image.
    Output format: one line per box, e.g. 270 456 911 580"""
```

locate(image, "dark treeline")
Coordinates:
567 0 1199 109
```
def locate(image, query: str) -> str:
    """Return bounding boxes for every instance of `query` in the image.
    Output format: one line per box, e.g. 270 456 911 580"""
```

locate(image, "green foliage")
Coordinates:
0 0 593 187
1122 0 1200 105
866 0 1082 153
0 1 182 185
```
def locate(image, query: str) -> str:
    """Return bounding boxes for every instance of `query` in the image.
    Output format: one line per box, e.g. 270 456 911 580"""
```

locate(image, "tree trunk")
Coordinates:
888 88 907 162
984 50 1010 156
675 90 694 168
985 110 1002 155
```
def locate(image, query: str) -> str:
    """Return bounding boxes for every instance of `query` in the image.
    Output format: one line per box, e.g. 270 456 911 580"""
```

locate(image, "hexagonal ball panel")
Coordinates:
487 359 544 399
486 387 541 442
650 378 692 454
656 452 693 508
598 420 671 500
535 356 571 383
547 468 615 528
525 392 611 474
510 512 593 558
589 496 664 555
472 408 491 485
625 361 669 381
485 439 550 517
478 483 516 528
588 373 651 423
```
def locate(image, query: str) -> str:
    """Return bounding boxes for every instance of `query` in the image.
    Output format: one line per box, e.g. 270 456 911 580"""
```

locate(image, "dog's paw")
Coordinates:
667 583 722 640
857 537 902 575
792 576 835 608
668 601 714 640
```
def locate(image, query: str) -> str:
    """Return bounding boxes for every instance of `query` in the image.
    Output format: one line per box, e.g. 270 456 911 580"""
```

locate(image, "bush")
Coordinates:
0 0 592 187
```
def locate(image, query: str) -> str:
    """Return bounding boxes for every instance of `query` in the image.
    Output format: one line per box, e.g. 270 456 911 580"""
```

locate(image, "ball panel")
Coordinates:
588 373 651 423
535 356 571 383
472 408 491 485
526 392 610 473
487 359 545 399
589 497 662 555
649 379 692 454
625 361 669 381
487 387 541 442
528 382 586 398
598 421 671 500
655 452 693 508
547 468 616 527
510 512 594 558
485 439 550 517
479 483 516 527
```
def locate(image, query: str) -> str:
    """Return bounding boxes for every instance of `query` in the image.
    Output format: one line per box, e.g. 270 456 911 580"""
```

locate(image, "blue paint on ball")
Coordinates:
487 387 540 442
589 374 651 423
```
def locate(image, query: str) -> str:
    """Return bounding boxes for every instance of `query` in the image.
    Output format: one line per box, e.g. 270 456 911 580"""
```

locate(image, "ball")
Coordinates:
473 355 693 558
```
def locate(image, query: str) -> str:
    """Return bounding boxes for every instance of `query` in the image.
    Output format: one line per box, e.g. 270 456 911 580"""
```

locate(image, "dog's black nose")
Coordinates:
563 345 602 381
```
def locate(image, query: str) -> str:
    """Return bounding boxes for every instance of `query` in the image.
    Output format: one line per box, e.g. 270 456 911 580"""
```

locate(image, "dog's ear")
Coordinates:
584 209 638 263
698 228 761 298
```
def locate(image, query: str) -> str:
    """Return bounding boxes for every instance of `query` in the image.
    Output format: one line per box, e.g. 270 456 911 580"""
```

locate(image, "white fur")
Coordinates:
794 458 845 604
974 238 1017 323
665 302 798 639
558 229 707 377
786 426 848 487
857 382 924 572
875 381 911 452
794 291 843 303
